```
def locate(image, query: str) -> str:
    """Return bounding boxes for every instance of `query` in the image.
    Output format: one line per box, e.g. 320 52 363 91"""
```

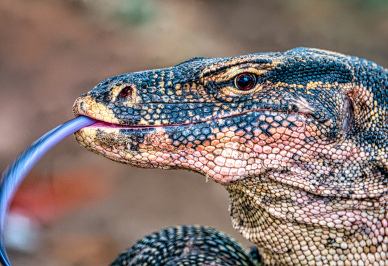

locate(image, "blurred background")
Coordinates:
0 0 387 265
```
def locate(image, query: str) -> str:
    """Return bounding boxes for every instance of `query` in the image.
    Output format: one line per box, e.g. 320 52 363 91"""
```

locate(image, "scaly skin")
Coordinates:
73 48 387 265
110 225 259 265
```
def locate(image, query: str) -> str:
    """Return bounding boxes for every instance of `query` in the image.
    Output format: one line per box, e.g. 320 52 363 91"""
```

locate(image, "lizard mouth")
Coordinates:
78 107 313 131
83 120 206 130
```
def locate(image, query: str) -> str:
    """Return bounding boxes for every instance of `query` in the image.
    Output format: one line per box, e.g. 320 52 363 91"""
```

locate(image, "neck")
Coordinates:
226 176 387 265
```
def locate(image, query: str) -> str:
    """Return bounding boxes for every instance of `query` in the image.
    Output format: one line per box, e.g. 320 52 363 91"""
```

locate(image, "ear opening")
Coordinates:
344 84 388 150
342 95 355 135
345 86 376 129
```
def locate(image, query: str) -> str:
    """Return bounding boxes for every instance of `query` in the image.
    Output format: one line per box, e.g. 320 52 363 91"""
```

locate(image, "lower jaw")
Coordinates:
75 129 243 185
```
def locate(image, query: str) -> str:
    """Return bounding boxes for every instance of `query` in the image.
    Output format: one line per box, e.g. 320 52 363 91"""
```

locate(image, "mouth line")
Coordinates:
80 108 311 130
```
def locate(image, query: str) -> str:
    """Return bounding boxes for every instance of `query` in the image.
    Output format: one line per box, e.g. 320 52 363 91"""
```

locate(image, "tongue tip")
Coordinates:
0 245 11 266
0 115 96 265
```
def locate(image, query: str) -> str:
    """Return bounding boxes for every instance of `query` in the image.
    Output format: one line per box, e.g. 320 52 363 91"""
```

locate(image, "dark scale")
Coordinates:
111 226 260 266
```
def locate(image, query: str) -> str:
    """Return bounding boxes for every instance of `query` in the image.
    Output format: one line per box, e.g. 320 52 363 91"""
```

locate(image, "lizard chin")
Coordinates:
74 119 251 184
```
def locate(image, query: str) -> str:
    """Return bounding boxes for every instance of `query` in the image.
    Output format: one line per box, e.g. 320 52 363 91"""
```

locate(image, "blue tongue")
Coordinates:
0 116 95 266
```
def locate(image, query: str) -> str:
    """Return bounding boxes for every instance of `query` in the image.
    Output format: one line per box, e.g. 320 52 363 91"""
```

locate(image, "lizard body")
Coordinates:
73 48 387 265
111 225 259 265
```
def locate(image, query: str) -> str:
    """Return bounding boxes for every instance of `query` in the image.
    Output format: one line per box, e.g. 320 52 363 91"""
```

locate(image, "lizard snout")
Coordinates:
72 94 121 125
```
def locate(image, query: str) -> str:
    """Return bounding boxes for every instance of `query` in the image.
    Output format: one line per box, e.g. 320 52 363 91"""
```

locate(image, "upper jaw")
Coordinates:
73 94 320 129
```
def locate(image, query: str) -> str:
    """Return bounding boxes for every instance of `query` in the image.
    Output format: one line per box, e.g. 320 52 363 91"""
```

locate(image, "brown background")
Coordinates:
0 0 387 265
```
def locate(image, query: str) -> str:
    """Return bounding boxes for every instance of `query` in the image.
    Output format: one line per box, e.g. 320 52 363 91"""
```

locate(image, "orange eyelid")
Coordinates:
220 84 264 96
205 66 267 84
228 67 266 78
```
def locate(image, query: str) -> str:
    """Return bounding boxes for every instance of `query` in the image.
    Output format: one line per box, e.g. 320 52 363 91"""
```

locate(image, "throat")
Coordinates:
226 177 386 265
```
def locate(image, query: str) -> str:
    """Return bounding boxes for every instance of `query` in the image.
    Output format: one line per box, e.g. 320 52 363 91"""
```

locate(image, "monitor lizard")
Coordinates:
72 48 387 265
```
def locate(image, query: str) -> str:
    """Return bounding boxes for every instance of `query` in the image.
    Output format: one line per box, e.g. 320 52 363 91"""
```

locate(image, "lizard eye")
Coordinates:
234 73 257 91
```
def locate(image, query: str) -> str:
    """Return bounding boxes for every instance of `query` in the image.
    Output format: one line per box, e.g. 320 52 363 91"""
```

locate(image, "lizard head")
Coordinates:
73 47 385 188
73 48 387 263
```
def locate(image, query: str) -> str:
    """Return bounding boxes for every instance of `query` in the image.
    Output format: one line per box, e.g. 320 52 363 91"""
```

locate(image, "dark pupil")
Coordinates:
235 73 256 91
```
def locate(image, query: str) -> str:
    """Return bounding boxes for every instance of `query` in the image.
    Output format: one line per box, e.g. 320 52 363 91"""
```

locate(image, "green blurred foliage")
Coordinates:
350 0 388 10
113 0 154 25
73 0 155 26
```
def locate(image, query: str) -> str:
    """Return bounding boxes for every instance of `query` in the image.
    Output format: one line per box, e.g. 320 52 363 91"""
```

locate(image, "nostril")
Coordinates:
118 86 133 99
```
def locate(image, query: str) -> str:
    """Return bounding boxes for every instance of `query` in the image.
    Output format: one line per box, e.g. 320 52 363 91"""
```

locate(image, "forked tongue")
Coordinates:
0 116 95 266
